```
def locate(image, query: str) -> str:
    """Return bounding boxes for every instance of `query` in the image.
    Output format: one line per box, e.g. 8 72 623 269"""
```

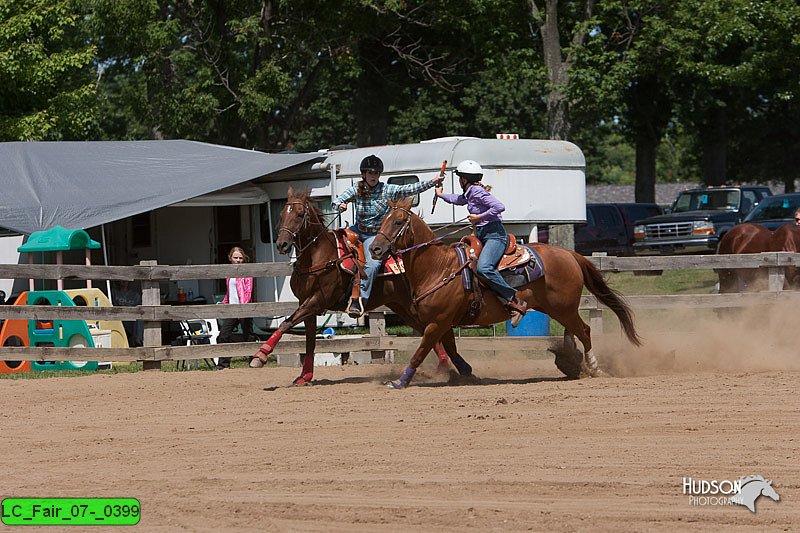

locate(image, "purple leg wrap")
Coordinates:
399 366 416 386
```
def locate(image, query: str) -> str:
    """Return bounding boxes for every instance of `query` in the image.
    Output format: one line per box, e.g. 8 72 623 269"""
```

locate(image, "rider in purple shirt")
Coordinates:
436 160 528 327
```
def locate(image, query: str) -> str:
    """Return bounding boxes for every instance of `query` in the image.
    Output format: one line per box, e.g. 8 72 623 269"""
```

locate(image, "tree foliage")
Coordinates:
0 0 98 140
0 0 797 190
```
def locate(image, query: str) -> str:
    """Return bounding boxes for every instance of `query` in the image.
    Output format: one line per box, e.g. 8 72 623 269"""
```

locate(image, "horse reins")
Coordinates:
380 207 475 305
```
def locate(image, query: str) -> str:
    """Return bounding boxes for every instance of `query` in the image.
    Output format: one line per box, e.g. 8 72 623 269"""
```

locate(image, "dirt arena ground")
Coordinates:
2 321 799 533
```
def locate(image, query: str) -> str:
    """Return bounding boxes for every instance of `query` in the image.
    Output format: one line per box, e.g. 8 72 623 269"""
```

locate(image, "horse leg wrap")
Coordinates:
434 343 450 374
293 354 314 385
451 354 473 376
389 366 416 389
255 330 283 362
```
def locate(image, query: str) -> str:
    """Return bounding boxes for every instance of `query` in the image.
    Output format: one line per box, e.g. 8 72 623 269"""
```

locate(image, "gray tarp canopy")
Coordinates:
0 140 323 235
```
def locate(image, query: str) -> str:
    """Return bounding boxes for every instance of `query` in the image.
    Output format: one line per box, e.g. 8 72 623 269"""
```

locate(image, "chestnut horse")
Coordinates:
369 199 642 388
250 188 474 385
716 223 773 293
716 222 800 292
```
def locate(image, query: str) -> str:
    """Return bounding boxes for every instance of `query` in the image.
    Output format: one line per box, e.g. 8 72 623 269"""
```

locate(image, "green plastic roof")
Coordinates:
18 226 101 252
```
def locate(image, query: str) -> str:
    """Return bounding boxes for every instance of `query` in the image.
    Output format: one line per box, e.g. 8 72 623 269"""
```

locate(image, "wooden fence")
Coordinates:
1 252 799 368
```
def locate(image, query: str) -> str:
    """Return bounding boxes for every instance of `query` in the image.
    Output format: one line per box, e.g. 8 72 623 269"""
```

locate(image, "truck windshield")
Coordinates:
672 190 740 213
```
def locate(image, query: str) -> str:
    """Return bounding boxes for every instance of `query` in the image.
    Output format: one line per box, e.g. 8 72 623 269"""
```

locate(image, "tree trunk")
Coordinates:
355 40 390 147
635 135 657 203
630 76 670 203
536 0 572 141
700 106 727 186
529 0 595 248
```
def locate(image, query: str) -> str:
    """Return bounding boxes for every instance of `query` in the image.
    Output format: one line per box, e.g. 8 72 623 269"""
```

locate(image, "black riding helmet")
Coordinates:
360 154 384 174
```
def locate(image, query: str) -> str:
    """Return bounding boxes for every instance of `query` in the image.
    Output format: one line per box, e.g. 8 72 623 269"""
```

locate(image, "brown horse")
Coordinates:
716 223 773 293
250 188 474 385
369 199 642 388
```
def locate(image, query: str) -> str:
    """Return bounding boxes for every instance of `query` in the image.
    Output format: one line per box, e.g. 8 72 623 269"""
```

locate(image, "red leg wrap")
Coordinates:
434 342 450 374
255 330 283 362
434 342 448 363
293 354 314 385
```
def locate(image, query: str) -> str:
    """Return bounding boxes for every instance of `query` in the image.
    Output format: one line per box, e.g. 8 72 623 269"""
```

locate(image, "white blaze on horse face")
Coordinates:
287 205 292 213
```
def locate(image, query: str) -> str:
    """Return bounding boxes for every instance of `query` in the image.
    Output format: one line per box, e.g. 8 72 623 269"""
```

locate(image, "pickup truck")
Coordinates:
632 186 772 255
575 203 662 256
536 202 662 256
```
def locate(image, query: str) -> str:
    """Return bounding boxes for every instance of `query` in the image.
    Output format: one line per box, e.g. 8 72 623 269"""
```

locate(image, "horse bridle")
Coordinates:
277 201 338 259
276 201 310 244
376 206 415 254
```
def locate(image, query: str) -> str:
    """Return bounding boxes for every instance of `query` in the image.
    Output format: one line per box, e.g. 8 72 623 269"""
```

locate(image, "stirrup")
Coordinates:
507 297 528 328
347 298 364 319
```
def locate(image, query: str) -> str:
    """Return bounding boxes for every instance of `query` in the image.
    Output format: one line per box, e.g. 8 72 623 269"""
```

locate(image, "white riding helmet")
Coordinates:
455 160 483 181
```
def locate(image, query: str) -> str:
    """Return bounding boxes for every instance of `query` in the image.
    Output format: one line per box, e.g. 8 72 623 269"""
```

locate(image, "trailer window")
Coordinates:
387 176 421 206
260 198 336 244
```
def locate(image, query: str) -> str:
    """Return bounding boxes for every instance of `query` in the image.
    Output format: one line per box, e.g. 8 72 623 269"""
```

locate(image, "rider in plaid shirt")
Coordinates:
335 154 443 317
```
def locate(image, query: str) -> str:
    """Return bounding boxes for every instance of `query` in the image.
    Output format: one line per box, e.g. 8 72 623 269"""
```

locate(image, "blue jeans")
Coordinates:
475 221 516 302
351 226 381 301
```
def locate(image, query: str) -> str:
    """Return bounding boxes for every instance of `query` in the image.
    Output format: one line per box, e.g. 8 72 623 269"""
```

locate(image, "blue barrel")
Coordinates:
506 311 550 336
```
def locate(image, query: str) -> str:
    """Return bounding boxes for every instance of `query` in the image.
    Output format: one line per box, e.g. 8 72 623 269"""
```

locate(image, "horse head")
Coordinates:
275 187 320 255
370 198 418 261
758 479 780 502
733 475 780 512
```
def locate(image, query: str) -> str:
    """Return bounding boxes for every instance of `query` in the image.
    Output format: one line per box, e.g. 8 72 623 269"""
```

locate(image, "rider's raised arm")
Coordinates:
385 179 438 201
437 191 467 206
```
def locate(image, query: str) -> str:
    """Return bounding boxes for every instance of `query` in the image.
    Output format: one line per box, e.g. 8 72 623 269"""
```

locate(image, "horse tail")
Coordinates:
571 251 642 347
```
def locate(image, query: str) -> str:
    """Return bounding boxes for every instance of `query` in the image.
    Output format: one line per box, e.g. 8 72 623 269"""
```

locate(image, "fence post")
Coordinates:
589 308 604 334
768 266 784 292
140 260 162 370
368 311 389 363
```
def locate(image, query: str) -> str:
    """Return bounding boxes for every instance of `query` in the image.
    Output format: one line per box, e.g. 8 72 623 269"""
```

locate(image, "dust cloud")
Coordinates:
597 302 800 377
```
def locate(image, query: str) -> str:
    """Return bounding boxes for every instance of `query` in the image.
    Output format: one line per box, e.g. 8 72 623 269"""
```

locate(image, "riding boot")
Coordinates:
506 296 528 328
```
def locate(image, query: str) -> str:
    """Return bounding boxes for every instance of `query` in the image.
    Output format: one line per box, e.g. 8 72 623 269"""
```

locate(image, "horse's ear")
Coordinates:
287 186 295 197
388 199 398 208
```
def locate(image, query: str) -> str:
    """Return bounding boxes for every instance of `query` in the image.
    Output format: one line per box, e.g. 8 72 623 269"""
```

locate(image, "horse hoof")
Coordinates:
293 373 313 386
385 379 406 389
249 358 264 369
436 362 450 376
448 370 479 385
579 365 608 378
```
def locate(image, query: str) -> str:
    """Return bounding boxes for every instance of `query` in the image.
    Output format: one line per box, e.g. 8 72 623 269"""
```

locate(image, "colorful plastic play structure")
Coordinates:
0 227 129 374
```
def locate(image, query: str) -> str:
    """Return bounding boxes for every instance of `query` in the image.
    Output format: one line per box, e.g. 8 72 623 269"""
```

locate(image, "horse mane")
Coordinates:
287 186 324 222
740 475 768 485
391 198 415 210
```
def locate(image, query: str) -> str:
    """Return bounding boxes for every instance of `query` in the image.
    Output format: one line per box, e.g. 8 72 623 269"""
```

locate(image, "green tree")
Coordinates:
653 0 800 186
0 0 98 140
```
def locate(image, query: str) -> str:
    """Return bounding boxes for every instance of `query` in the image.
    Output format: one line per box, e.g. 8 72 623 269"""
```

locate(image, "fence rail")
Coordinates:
2 252 799 364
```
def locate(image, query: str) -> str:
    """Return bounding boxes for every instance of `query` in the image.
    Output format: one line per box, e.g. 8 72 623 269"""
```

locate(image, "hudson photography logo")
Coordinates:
682 475 781 512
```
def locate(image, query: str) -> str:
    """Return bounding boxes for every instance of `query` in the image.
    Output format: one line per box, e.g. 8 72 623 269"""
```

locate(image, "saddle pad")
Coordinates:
454 245 473 290
335 232 357 275
335 231 405 276
524 245 545 281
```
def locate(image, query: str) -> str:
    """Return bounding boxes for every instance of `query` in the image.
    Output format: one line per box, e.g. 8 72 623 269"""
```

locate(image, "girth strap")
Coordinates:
413 261 471 304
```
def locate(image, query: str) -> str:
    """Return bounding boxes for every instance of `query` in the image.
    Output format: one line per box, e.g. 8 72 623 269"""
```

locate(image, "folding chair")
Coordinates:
176 319 219 370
